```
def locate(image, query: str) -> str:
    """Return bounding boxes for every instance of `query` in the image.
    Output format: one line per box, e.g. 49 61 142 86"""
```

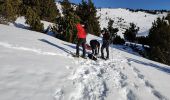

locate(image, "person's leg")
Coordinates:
97 43 100 55
76 39 81 56
106 45 109 59
92 49 95 54
90 40 95 55
95 47 98 55
82 39 86 57
101 45 104 58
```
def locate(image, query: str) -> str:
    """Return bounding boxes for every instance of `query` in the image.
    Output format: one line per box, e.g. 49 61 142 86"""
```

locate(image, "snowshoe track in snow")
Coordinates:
128 61 168 100
54 47 169 100
56 50 139 100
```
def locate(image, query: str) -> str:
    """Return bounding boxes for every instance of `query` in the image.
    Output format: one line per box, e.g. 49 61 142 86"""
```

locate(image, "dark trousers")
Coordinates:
92 48 98 55
76 38 86 57
101 40 109 58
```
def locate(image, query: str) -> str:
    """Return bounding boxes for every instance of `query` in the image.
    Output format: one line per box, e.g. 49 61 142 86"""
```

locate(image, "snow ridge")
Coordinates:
0 42 60 56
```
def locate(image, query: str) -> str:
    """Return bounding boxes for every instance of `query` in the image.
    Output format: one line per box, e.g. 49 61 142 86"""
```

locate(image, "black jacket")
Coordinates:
102 32 110 47
103 32 110 41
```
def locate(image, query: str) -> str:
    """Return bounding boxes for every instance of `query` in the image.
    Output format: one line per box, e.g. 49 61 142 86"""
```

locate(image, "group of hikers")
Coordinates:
75 22 111 60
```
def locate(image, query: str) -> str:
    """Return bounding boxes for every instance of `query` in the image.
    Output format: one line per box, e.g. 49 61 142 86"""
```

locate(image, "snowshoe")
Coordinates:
81 55 87 59
88 54 97 61
105 57 109 60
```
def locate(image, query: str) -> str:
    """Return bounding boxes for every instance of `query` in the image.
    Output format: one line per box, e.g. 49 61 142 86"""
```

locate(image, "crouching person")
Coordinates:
90 39 100 55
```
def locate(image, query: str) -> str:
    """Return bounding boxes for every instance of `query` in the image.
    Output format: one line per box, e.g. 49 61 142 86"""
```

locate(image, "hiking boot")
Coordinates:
82 56 87 59
83 56 87 59
105 57 109 60
100 56 105 59
74 54 79 57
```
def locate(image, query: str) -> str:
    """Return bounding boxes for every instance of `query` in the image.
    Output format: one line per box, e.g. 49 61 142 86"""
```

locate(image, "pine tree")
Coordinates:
40 0 60 22
113 35 125 45
25 7 44 32
107 19 119 41
66 12 80 43
0 0 21 23
136 36 149 45
21 0 60 22
54 0 80 43
165 13 170 23
0 0 59 32
5 0 15 21
0 0 6 24
11 0 22 15
76 0 88 23
22 0 41 16
148 17 170 65
123 23 139 42
76 0 101 36
87 0 101 36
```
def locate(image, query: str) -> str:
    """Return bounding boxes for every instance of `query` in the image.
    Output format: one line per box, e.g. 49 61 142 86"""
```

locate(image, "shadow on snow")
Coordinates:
39 39 74 55
127 58 170 75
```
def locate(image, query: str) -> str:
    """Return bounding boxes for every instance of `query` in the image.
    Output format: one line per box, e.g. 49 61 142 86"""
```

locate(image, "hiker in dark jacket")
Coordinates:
101 30 110 60
90 39 100 55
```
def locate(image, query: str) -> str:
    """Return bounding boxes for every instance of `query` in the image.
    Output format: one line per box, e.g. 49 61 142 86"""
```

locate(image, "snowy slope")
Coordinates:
97 8 167 37
0 24 170 100
10 16 54 30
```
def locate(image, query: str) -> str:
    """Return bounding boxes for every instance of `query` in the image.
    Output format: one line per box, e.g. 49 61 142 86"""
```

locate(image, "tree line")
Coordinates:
0 0 101 43
0 0 60 31
127 8 169 14
121 14 170 65
53 0 100 43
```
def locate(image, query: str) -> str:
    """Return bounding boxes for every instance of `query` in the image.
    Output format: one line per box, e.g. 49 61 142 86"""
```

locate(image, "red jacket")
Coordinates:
76 23 86 39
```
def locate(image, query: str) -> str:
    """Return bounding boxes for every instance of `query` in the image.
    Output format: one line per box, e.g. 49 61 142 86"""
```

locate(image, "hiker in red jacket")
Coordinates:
75 22 87 58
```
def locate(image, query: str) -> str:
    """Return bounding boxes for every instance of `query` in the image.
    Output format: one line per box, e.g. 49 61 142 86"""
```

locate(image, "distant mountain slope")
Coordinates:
11 2 167 38
56 1 167 37
97 8 167 37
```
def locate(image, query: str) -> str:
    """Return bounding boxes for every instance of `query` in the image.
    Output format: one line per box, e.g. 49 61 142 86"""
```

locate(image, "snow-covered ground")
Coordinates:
0 24 170 100
97 8 167 37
